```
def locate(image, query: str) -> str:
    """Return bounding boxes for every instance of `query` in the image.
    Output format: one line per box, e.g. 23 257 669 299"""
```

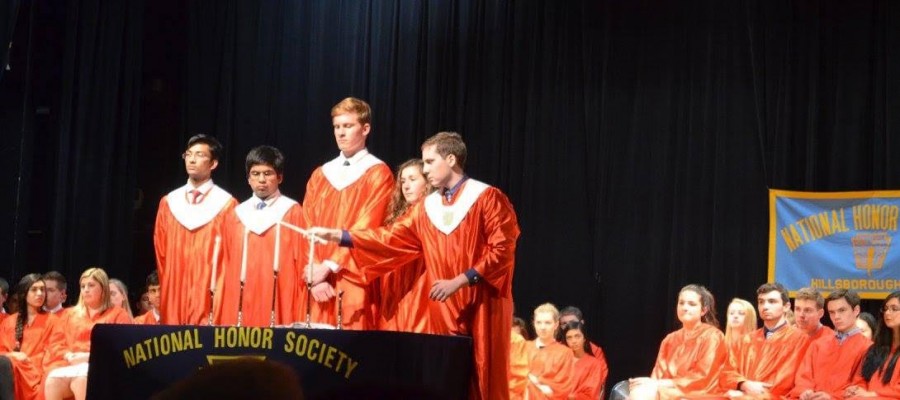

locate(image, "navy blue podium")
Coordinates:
86 324 472 399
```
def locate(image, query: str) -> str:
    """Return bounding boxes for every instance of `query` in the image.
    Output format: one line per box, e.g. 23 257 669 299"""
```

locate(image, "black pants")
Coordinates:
0 356 15 400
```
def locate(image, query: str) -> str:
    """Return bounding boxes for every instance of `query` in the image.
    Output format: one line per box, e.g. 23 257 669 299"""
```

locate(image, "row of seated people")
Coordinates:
0 268 160 400
516 284 899 400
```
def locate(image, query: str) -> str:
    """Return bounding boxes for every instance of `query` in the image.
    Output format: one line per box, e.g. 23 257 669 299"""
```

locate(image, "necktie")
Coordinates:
256 201 266 210
343 160 350 166
190 190 202 204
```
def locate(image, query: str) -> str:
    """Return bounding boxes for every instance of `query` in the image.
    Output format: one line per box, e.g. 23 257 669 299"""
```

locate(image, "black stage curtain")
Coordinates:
177 0 900 382
46 0 143 286
4 0 899 385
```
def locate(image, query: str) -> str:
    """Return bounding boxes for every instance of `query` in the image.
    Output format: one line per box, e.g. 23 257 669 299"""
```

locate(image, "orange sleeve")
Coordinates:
0 315 16 352
469 188 520 293
528 345 575 400
153 197 169 275
349 205 424 280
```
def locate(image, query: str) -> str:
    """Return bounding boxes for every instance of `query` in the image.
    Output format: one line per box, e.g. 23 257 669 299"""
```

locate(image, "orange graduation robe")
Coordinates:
213 196 305 327
860 348 900 398
44 306 131 373
302 151 393 330
789 332 869 398
132 310 160 325
0 313 58 400
154 182 236 325
509 331 533 399
349 179 520 400
571 354 606 400
377 206 428 332
651 323 728 396
525 340 575 400
720 324 810 397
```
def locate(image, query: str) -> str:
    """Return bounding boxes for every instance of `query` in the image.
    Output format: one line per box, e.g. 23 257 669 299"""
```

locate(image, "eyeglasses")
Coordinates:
883 306 900 314
182 151 211 160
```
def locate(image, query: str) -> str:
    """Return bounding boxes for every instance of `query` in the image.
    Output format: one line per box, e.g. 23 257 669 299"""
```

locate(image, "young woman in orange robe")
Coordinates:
43 267 132 400
629 284 727 400
561 321 607 400
0 274 59 400
846 290 900 398
724 298 757 352
377 159 433 332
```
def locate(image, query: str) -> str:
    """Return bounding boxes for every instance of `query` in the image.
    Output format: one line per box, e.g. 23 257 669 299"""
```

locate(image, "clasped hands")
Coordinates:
304 227 469 302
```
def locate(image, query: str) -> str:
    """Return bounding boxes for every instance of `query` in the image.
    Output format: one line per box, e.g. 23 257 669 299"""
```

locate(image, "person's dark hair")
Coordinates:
147 271 159 287
512 316 532 340
559 306 584 322
861 291 900 384
858 312 877 334
680 284 719 328
558 321 592 355
13 274 46 351
152 358 304 399
825 289 861 308
245 145 285 176
757 282 790 304
186 134 224 161
41 271 67 292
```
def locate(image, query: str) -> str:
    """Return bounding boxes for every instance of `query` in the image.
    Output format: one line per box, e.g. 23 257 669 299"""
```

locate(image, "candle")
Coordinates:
273 223 281 272
307 235 315 284
240 228 249 282
210 235 221 291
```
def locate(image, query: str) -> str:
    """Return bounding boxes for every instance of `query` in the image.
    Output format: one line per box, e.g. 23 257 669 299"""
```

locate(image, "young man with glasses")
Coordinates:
154 134 237 325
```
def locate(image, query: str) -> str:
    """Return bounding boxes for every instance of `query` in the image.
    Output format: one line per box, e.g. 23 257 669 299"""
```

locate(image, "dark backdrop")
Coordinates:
1 0 898 385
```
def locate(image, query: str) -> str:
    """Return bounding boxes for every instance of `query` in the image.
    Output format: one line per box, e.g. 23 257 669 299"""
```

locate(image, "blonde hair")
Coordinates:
533 302 560 321
76 267 113 314
109 278 134 318
331 97 371 125
725 298 757 342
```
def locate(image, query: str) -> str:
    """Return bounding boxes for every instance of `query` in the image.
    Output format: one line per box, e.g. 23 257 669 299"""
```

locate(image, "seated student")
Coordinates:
845 290 900 398
790 289 869 399
0 274 59 400
109 278 134 319
856 312 876 341
513 316 532 340
725 298 757 352
559 306 607 362
561 321 607 400
134 272 161 325
793 287 833 341
628 284 727 400
720 282 810 398
135 291 150 317
524 303 575 400
44 267 132 400
41 272 68 315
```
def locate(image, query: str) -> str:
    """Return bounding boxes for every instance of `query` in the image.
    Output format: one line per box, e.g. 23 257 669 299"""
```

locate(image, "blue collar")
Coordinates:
443 175 469 202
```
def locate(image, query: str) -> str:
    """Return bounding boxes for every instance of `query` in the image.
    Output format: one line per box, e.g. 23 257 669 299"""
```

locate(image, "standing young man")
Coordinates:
721 282 811 397
310 132 521 400
302 97 393 330
213 146 305 327
154 134 237 325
